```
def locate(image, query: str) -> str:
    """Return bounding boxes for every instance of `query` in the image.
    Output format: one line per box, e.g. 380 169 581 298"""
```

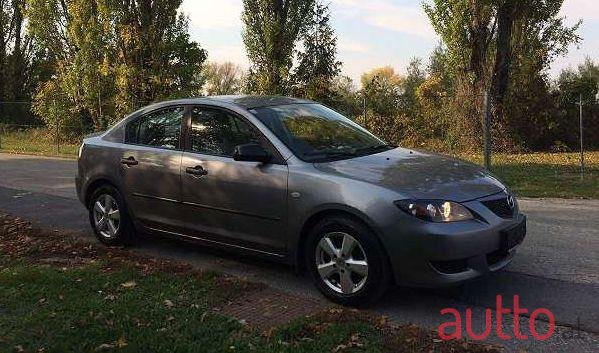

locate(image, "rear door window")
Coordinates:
125 107 184 149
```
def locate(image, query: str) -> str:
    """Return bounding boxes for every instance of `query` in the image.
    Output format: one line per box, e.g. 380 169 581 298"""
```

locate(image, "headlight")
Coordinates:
395 200 474 222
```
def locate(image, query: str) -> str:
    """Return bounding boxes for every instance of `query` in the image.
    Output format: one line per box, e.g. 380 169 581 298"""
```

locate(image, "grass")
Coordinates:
2 127 596 198
461 152 599 199
0 214 498 353
0 127 80 158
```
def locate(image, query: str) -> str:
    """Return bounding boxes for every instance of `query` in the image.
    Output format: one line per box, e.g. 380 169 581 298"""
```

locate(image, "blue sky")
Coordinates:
181 0 599 84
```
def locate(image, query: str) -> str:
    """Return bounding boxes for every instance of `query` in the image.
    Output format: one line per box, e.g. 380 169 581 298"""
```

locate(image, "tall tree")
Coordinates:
111 0 207 110
0 0 15 116
424 0 580 150
242 0 315 94
292 1 341 104
28 0 207 132
1 0 49 124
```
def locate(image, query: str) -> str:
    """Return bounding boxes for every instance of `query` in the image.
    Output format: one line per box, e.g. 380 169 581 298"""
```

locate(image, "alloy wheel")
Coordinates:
93 194 120 239
315 232 369 294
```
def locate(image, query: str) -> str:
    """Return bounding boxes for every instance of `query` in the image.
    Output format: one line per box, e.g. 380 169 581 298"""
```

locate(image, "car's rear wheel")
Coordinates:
306 215 391 306
88 184 134 246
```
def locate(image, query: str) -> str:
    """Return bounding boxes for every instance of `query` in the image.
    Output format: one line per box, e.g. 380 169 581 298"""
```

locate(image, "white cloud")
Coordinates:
181 0 243 30
560 0 599 22
337 38 371 53
331 0 437 39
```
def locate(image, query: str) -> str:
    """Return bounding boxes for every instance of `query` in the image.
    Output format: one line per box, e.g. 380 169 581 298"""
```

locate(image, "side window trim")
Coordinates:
185 104 286 164
123 105 186 151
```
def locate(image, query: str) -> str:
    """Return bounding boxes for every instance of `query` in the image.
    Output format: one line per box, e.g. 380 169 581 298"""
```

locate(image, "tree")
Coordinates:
554 58 599 150
292 1 341 104
424 0 581 151
0 0 52 124
111 0 207 110
242 0 315 94
202 62 245 96
360 66 404 118
0 0 11 112
28 0 207 132
328 75 361 118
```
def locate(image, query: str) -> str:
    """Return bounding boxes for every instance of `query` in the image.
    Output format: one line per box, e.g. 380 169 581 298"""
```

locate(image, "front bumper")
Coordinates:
380 198 526 287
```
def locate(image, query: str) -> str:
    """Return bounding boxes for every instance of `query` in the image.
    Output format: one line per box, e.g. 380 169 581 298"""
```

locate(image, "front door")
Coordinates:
120 106 185 232
180 106 288 254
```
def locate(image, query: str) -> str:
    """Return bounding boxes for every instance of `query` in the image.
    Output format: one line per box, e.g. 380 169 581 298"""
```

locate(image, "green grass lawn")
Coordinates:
0 128 80 158
461 152 599 199
0 214 497 353
1 128 596 199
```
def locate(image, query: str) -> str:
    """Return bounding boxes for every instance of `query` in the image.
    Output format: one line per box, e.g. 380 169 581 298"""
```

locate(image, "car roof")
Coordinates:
209 95 314 109
140 95 314 112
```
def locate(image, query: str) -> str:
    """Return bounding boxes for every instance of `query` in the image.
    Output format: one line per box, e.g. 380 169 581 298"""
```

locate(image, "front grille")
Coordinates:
482 197 514 219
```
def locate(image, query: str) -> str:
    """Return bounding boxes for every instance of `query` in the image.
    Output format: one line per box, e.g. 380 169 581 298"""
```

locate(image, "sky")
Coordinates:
180 0 599 84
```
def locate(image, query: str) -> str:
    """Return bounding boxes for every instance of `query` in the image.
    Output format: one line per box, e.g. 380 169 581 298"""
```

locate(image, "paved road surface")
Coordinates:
1 153 598 353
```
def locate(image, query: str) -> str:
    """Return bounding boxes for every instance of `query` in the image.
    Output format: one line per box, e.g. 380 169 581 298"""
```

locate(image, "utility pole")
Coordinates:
482 92 492 171
575 93 584 175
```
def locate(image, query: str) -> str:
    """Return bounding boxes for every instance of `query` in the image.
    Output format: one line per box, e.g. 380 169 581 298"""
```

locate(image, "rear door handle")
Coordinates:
121 157 138 166
186 166 208 176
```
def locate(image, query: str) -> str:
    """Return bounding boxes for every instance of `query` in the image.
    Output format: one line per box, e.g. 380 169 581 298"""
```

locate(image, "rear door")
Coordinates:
120 106 185 232
180 105 289 255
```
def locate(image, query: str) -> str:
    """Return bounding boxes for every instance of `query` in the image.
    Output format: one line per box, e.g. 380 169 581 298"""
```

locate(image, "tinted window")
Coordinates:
252 104 388 162
189 107 259 157
126 107 184 149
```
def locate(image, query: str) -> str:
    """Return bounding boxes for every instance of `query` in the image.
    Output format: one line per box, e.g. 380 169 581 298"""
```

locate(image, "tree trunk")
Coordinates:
0 0 7 112
491 0 517 106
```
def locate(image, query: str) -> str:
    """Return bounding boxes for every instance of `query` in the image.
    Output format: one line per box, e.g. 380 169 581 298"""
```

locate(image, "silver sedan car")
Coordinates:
76 96 526 305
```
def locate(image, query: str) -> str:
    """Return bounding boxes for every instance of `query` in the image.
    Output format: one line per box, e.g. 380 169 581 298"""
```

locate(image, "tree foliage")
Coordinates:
423 0 581 151
292 1 341 105
242 0 315 94
28 0 207 132
1 0 51 123
202 61 245 96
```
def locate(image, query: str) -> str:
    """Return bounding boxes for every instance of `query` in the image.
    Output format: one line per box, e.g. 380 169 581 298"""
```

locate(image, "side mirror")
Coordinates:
233 143 272 163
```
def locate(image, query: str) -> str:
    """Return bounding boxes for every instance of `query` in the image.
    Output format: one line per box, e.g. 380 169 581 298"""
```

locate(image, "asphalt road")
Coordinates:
1 153 598 353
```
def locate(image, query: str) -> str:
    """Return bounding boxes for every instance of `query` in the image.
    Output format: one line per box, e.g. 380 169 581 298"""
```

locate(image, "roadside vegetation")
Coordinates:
461 152 599 199
0 213 500 353
0 128 79 158
1 127 597 199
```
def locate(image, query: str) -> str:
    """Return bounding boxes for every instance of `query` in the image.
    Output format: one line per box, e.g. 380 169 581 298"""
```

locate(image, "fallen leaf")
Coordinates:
120 281 136 289
115 337 127 348
95 343 115 351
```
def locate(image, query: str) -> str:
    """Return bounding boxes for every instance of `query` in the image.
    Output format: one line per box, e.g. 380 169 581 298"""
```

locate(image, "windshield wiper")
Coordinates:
354 143 396 155
305 149 358 160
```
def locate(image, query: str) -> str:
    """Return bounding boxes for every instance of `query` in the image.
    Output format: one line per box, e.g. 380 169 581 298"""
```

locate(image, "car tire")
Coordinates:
306 215 391 306
88 184 135 246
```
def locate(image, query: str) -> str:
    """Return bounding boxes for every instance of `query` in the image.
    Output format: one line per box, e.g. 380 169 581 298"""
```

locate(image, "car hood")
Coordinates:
313 148 506 202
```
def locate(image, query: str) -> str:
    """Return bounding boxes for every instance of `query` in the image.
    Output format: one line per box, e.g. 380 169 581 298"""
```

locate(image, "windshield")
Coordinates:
252 104 393 162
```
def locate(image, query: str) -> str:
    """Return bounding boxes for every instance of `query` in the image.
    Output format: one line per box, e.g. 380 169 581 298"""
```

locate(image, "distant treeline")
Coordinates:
0 0 597 152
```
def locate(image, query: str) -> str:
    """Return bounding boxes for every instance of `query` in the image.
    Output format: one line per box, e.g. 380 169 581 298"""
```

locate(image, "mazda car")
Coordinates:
76 95 526 305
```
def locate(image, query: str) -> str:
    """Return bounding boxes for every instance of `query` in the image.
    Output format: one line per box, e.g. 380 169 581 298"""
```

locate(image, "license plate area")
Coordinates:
500 217 526 251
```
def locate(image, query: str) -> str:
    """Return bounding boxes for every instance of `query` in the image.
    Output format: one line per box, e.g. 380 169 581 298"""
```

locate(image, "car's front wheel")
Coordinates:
88 184 134 246
306 215 391 306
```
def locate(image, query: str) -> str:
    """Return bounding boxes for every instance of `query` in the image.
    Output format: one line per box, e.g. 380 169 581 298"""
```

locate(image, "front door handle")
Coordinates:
121 157 138 166
186 166 208 176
